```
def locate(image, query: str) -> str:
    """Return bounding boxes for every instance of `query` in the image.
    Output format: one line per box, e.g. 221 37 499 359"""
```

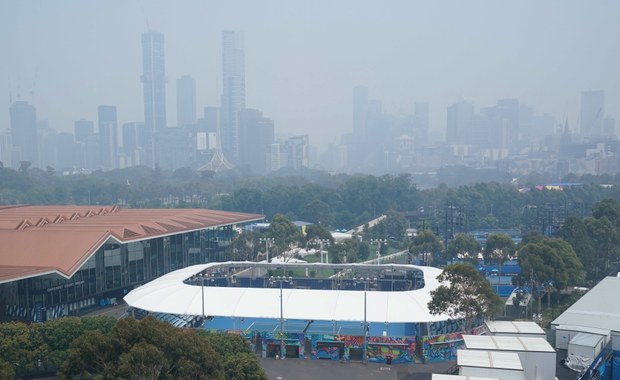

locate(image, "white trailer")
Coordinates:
457 350 525 380
554 324 610 350
568 333 605 360
462 334 556 380
432 375 499 380
483 320 546 338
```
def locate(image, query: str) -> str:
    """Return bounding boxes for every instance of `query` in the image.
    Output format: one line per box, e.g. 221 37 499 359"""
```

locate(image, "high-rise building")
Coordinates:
221 31 245 164
603 117 616 139
284 135 310 170
9 101 38 166
122 122 147 167
413 102 429 146
98 105 118 170
446 99 474 144
176 75 196 127
74 119 94 143
580 90 604 139
353 86 368 137
74 118 97 170
239 109 274 173
141 30 167 166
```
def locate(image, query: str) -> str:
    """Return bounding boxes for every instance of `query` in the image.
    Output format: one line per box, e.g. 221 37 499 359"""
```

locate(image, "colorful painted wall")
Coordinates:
420 332 464 363
245 331 306 359
367 336 416 364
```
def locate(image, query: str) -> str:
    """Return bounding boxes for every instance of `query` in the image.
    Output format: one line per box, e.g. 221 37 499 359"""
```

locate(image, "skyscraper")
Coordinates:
176 75 196 127
74 118 98 170
221 30 245 164
98 105 118 170
353 86 368 137
580 90 604 139
238 109 274 173
141 30 167 166
9 101 38 166
74 118 94 143
446 99 474 144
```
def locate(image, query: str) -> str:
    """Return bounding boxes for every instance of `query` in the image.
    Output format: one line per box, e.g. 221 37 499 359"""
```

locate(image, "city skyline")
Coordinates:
1 1 619 151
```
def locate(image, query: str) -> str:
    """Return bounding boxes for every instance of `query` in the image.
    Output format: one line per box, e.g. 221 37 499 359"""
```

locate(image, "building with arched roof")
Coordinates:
0 205 263 321
124 261 481 364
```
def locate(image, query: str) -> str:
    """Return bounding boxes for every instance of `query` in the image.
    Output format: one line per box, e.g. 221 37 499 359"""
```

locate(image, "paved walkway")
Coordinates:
260 357 456 380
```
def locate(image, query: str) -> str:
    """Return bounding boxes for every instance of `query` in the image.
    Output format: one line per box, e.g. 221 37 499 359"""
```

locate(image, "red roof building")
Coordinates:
0 205 263 321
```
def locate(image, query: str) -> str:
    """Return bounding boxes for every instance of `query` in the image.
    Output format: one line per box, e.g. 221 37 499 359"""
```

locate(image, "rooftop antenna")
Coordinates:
30 74 37 105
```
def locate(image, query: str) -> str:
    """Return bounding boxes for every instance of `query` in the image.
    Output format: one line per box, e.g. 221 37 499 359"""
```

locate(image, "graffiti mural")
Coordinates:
367 336 416 364
310 334 344 361
420 333 464 363
245 331 305 359
428 319 462 335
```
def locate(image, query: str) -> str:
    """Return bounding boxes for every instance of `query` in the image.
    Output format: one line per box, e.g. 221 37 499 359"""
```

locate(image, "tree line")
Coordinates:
3 165 620 232
0 315 266 380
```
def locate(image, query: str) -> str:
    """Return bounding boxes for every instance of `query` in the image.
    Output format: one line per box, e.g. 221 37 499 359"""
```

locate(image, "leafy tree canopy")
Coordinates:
446 233 482 262
428 263 502 333
517 237 586 291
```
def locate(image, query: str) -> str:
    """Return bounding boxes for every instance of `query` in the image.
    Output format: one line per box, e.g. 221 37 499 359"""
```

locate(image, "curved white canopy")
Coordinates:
124 262 451 324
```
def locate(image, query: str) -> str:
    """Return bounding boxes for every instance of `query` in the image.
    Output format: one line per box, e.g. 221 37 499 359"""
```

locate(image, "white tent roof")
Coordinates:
432 375 500 380
551 276 620 333
463 335 555 353
569 333 604 348
457 350 523 370
484 320 545 336
124 262 451 323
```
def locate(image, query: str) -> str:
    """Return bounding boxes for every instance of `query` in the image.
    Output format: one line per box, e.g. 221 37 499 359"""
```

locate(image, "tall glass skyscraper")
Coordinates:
9 101 38 166
580 90 605 139
221 31 245 164
141 30 167 167
176 75 196 128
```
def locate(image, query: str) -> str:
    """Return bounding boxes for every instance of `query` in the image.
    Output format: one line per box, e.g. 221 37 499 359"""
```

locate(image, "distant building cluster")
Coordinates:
1 29 616 177
1 30 309 175
324 88 618 176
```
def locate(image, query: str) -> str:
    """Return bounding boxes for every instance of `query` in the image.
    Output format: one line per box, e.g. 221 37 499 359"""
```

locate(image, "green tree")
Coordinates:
484 233 516 277
518 237 586 310
38 317 86 369
368 210 409 245
61 317 226 380
269 214 303 253
0 322 46 377
302 199 332 226
202 332 268 380
60 330 116 378
428 263 502 333
0 360 14 380
227 230 259 261
592 198 620 227
446 233 482 263
584 216 620 281
303 223 333 242
117 342 168 380
409 230 444 265
557 216 596 281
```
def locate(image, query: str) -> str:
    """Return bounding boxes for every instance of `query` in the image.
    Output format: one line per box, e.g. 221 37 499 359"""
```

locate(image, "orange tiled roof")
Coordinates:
0 205 263 283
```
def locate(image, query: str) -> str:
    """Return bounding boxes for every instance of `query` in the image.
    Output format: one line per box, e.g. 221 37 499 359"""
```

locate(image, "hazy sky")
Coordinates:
2 1 619 149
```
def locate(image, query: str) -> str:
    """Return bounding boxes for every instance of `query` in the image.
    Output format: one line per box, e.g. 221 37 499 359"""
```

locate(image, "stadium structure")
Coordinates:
0 205 263 322
125 261 482 364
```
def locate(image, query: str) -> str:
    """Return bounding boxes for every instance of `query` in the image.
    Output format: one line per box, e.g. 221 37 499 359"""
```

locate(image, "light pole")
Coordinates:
354 276 376 363
260 237 275 262
371 239 387 265
270 275 292 359
201 274 205 319
313 239 330 264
